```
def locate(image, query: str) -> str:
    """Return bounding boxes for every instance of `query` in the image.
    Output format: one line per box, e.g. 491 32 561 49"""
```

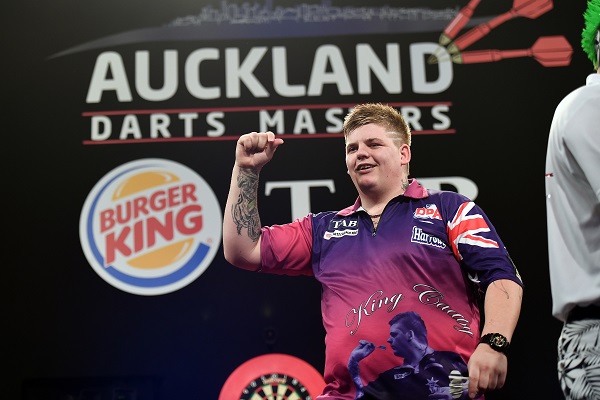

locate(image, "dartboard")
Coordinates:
241 373 311 399
219 354 326 400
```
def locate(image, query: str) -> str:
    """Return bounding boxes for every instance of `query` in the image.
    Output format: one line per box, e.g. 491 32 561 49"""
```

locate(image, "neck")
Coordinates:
405 345 432 367
359 179 410 213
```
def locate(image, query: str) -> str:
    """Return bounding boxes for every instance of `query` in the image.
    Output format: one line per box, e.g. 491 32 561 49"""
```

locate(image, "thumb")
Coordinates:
264 132 284 158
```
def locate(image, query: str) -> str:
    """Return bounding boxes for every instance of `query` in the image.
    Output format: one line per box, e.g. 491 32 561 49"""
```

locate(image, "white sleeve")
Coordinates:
564 94 600 200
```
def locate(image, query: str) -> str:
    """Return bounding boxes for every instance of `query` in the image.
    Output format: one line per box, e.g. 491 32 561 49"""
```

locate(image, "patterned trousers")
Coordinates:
557 319 600 399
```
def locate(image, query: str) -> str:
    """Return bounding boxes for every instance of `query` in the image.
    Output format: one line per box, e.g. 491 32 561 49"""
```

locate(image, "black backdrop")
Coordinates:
4 1 591 399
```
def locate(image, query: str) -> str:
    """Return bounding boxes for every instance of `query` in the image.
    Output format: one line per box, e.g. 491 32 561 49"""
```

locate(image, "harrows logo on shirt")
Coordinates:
411 226 447 249
323 218 358 240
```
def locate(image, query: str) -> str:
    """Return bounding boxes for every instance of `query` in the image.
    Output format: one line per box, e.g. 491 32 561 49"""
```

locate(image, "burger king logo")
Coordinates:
79 158 222 295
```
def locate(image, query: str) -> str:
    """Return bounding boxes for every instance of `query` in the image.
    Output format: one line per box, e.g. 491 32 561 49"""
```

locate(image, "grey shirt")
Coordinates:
545 73 600 321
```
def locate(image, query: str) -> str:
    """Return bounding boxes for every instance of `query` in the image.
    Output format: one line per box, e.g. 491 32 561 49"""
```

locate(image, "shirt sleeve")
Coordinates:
259 215 314 276
446 199 523 290
563 98 600 200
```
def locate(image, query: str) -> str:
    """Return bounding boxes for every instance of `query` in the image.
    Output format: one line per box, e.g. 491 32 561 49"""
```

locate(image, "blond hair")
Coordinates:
343 103 411 147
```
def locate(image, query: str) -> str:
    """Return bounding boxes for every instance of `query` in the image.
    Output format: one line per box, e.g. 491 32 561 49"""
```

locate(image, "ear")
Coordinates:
596 29 600 69
399 144 411 165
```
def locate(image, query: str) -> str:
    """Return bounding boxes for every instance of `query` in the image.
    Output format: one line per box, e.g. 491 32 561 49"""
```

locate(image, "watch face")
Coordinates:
242 373 312 400
491 335 507 347
482 333 509 354
220 354 326 400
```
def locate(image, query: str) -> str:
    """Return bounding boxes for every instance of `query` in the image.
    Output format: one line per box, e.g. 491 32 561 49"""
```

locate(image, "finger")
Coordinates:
486 372 504 391
254 132 270 152
238 132 259 152
477 374 489 393
497 372 506 389
245 132 273 154
264 132 284 155
265 131 284 147
468 372 479 399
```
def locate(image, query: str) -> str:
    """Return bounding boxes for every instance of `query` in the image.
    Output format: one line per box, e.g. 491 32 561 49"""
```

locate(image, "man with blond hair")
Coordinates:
224 103 523 399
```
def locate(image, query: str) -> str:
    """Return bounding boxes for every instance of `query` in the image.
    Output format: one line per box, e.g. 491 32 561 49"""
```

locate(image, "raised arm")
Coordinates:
348 340 377 398
222 131 284 271
467 278 523 399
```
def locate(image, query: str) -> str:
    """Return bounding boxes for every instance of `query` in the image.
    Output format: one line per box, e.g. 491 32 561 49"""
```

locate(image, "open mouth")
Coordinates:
356 164 374 171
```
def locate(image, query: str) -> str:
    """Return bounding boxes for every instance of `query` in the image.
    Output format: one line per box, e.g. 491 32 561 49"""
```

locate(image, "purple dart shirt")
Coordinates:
260 179 522 399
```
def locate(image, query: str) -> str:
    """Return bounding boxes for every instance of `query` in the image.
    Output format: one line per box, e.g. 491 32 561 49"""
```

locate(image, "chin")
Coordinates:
357 180 378 192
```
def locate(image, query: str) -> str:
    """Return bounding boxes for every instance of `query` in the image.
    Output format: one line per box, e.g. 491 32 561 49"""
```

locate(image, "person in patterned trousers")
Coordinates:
545 1 600 398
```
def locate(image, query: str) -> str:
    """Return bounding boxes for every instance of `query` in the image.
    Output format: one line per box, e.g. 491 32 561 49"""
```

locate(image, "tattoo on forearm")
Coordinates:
232 168 261 241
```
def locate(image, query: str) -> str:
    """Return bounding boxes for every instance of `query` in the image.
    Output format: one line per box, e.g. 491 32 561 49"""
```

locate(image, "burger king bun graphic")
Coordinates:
112 171 190 270
80 159 222 295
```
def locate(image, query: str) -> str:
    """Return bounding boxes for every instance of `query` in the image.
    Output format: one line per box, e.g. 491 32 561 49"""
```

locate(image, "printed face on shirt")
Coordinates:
345 123 410 197
387 323 411 358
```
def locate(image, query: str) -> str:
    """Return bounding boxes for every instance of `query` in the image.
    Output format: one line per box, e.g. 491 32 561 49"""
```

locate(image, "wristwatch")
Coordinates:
479 333 510 355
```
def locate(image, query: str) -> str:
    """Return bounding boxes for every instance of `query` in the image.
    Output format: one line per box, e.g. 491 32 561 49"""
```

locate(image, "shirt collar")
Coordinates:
586 73 600 86
337 178 429 216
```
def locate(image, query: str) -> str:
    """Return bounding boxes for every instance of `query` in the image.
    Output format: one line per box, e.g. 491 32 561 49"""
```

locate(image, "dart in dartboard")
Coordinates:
439 0 482 46
430 0 554 64
449 35 573 66
431 0 482 64
446 0 554 54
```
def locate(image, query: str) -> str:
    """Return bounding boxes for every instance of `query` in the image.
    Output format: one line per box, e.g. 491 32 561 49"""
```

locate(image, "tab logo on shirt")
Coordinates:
323 218 358 240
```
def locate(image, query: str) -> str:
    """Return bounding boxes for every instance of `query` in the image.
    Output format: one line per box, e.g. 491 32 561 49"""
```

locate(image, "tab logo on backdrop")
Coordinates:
79 159 222 295
50 1 572 145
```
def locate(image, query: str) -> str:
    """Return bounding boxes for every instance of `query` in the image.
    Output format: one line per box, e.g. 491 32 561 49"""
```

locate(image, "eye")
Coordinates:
346 146 357 154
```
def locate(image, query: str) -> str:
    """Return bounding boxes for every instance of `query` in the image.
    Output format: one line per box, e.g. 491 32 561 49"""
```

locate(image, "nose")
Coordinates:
356 144 369 159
